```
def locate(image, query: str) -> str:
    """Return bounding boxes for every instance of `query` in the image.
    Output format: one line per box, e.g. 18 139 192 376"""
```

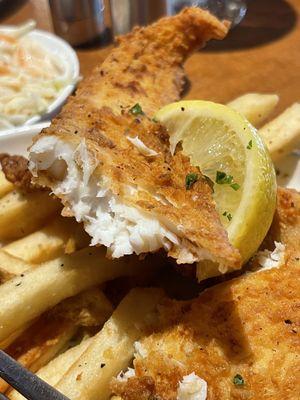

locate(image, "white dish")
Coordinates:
0 125 299 191
0 123 49 156
276 152 300 190
0 26 79 131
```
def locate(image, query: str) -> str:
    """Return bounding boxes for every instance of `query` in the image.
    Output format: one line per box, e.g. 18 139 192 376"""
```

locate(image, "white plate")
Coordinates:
0 125 299 191
0 27 79 131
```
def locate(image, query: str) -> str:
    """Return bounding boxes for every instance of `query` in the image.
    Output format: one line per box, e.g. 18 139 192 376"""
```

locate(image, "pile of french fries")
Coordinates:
0 173 164 399
0 93 299 400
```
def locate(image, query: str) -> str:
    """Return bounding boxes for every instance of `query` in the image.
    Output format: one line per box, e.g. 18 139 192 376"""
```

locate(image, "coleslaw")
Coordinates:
0 20 76 130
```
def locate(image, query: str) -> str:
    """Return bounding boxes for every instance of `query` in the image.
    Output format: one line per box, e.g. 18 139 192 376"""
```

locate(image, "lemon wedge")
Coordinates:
156 100 277 267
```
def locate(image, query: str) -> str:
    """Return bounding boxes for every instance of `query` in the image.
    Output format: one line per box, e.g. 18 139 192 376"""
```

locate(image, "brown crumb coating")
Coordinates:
0 154 40 192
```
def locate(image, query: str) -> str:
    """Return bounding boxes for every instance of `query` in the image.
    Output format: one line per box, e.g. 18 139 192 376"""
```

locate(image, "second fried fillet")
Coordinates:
111 188 300 400
29 8 240 270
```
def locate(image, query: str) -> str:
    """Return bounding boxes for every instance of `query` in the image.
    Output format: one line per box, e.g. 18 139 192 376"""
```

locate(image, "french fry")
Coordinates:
2 216 89 264
0 171 14 198
7 318 76 371
35 337 93 386
0 190 61 240
54 288 164 400
0 247 151 343
0 317 76 394
259 103 300 161
9 337 94 400
227 93 279 127
0 323 31 350
0 251 32 278
2 289 112 394
0 267 14 283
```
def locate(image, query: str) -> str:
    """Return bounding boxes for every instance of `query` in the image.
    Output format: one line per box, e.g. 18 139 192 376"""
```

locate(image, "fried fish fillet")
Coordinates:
112 188 300 399
28 9 241 269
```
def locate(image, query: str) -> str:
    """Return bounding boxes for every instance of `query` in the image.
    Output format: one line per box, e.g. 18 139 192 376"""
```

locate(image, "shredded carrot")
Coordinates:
0 61 10 75
0 34 17 44
16 47 28 68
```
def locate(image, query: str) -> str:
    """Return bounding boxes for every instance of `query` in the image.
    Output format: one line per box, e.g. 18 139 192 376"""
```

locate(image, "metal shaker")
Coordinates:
49 0 112 46
110 0 247 36
110 0 167 36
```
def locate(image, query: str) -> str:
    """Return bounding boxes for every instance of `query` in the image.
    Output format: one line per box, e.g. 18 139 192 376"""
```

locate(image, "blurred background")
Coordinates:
0 0 248 46
0 0 298 113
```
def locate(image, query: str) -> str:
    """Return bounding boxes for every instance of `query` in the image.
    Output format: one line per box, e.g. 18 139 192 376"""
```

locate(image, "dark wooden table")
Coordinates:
2 0 300 114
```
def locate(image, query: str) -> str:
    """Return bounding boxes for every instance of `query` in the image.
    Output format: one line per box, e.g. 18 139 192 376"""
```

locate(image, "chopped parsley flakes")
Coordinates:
216 171 240 191
130 103 144 116
216 171 233 185
222 211 232 221
233 374 245 386
230 182 240 191
185 173 199 190
247 140 253 149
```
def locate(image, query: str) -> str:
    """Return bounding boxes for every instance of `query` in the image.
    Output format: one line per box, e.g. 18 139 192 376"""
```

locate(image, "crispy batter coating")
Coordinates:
0 154 36 191
68 8 229 116
112 188 300 399
32 9 241 269
270 187 300 256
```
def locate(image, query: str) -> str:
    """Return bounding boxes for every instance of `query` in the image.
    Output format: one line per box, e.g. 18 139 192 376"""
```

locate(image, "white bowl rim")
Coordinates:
0 122 50 140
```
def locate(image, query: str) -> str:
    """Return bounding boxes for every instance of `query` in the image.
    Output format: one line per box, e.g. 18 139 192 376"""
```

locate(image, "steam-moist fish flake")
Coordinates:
177 373 207 400
30 136 186 258
257 241 286 270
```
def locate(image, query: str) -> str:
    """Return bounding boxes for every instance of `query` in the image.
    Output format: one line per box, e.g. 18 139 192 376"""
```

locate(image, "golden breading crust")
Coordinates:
31 8 241 269
270 187 300 256
111 188 300 400
0 154 37 192
65 8 229 116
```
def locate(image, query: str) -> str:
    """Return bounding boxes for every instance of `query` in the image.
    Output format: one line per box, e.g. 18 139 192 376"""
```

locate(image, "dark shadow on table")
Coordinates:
204 0 297 52
0 0 28 21
74 28 113 50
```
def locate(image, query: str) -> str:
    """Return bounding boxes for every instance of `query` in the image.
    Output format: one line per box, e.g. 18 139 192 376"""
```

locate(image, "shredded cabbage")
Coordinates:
0 20 76 130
